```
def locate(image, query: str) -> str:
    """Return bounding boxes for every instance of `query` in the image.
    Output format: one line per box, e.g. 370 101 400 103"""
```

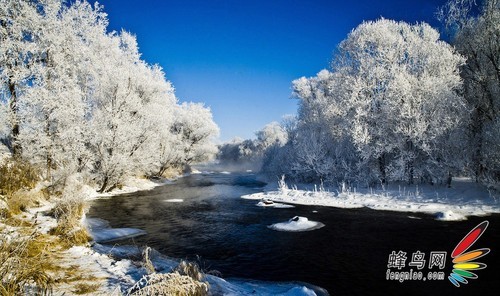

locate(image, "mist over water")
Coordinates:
88 172 500 295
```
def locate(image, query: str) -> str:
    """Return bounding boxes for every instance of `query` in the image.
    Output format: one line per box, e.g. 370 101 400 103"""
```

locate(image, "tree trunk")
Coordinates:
471 109 484 183
378 154 386 185
8 79 21 157
45 113 52 181
157 165 167 177
406 139 414 185
408 162 414 185
98 176 109 193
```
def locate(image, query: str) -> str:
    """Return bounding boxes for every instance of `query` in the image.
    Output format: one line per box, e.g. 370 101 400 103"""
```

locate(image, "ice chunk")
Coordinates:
268 216 324 232
93 243 143 258
164 199 184 203
91 228 146 243
85 218 110 230
257 201 295 208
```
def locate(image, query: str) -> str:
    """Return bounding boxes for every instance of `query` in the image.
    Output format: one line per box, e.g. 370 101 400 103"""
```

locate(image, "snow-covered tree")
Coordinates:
255 121 288 151
216 137 260 169
0 0 220 192
86 30 174 192
262 19 467 186
0 0 52 156
438 0 500 183
17 1 105 184
279 70 359 183
335 19 466 184
169 103 219 169
218 121 289 172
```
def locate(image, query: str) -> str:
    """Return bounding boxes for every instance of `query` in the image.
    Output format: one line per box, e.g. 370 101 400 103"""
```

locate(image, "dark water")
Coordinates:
88 173 500 296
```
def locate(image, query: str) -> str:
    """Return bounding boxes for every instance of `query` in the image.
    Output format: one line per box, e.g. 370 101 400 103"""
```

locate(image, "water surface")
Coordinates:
88 173 500 295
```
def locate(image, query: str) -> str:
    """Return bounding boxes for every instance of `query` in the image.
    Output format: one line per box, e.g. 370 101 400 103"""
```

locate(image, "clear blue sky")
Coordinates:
97 0 448 142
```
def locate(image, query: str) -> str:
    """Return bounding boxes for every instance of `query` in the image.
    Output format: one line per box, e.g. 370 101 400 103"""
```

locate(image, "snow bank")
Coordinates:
90 242 327 295
57 245 146 294
90 177 173 199
268 216 325 232
242 178 500 221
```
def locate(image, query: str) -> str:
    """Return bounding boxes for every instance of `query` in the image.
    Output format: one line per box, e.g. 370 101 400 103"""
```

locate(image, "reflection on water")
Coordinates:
88 173 500 295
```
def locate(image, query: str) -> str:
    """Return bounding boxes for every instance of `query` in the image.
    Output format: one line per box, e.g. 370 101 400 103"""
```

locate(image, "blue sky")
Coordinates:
98 0 448 142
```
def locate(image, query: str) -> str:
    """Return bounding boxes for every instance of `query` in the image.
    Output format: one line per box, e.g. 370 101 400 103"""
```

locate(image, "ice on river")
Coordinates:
91 228 146 243
257 200 295 208
268 216 325 232
86 218 146 243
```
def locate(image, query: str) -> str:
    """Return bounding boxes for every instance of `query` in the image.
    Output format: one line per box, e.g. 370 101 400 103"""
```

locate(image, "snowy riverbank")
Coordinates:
242 177 500 221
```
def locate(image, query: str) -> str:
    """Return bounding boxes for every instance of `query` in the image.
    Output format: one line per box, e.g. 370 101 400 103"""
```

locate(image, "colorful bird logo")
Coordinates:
448 221 490 287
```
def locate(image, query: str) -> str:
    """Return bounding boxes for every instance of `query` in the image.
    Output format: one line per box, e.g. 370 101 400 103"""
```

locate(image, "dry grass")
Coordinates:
0 232 55 295
49 186 91 246
127 272 209 296
0 159 39 196
49 197 91 246
0 227 100 295
0 160 100 294
0 161 44 221
126 258 209 296
142 246 156 274
73 283 100 295
159 167 183 179
175 261 204 282
5 190 41 216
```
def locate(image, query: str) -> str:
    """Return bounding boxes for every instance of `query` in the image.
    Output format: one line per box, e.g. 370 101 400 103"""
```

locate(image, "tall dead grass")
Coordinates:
126 272 208 296
49 181 91 246
0 232 54 295
127 252 209 296
0 160 39 197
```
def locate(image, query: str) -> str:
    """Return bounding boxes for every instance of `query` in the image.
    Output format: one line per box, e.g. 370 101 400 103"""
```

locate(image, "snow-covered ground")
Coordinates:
243 177 500 221
86 176 174 199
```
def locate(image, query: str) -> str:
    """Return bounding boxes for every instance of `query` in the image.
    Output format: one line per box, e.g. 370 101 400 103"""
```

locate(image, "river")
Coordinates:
87 172 500 295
